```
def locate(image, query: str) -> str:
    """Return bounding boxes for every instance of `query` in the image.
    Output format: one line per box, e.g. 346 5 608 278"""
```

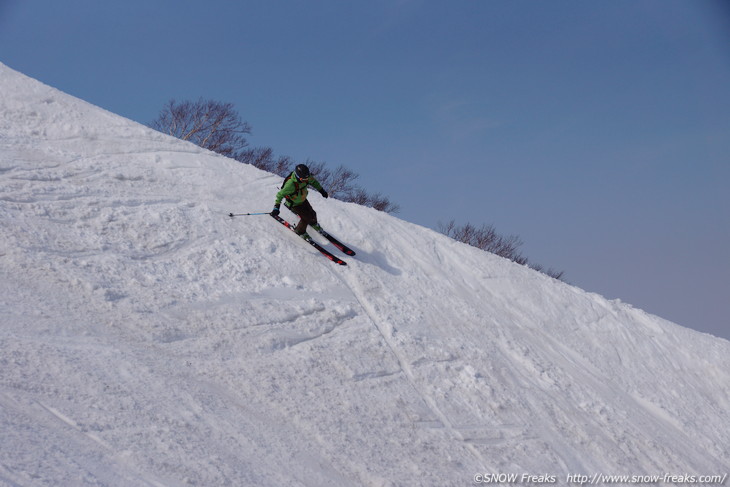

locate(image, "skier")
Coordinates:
271 164 329 237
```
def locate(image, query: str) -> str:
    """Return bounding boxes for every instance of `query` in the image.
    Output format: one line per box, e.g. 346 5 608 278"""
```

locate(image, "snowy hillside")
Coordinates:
1 62 728 486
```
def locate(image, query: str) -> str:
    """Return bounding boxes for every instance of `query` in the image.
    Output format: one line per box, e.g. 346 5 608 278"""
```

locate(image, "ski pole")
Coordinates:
229 212 270 217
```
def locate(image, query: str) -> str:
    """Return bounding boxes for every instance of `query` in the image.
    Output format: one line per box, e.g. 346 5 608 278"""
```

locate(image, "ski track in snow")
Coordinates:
339 259 497 471
1 63 729 486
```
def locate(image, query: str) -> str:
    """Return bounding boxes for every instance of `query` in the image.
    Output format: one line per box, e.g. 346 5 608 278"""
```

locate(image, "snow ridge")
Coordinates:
1 63 728 486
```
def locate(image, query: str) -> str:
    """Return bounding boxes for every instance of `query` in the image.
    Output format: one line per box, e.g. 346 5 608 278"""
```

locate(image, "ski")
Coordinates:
270 214 347 266
229 212 269 217
311 224 356 256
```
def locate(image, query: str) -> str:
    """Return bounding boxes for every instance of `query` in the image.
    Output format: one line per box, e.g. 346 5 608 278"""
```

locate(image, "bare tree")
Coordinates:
439 220 526 262
306 162 359 200
438 220 564 280
311 164 399 213
237 147 292 177
346 189 396 213
150 98 251 157
528 264 564 281
151 98 399 213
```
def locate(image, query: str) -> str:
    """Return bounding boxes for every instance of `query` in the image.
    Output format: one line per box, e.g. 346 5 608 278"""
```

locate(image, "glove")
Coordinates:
319 189 329 199
270 205 280 216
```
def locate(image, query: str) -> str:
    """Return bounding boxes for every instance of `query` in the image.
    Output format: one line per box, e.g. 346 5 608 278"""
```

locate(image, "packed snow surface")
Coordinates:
1 63 728 486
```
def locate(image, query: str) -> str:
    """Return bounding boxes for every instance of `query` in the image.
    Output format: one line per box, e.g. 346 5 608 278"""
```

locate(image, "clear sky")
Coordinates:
2 0 729 340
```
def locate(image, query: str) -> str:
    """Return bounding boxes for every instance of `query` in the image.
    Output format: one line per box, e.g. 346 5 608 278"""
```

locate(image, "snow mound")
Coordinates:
1 63 728 486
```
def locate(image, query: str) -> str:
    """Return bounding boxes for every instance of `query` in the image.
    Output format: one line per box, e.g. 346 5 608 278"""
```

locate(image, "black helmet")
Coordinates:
295 164 310 180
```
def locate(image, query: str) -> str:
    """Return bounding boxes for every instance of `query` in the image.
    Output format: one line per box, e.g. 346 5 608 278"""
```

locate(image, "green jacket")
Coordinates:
275 172 324 207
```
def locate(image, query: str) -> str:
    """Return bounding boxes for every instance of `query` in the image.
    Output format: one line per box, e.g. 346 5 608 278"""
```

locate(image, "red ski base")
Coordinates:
270 214 347 265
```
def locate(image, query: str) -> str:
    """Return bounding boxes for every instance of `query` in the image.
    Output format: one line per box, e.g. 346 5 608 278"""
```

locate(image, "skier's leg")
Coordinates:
291 200 317 235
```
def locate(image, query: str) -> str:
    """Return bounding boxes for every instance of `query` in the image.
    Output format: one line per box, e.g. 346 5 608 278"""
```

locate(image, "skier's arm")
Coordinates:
275 178 297 206
310 178 328 198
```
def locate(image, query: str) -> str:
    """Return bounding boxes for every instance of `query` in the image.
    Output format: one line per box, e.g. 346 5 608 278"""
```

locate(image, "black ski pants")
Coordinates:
288 200 317 235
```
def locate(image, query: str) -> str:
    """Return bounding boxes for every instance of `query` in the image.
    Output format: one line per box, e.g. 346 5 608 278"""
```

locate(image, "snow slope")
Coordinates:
1 63 728 486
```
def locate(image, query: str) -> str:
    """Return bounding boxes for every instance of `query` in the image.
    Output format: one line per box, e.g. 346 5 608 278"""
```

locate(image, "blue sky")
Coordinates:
2 0 729 340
